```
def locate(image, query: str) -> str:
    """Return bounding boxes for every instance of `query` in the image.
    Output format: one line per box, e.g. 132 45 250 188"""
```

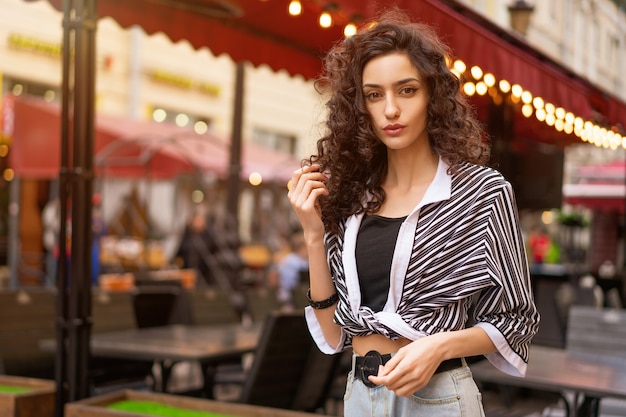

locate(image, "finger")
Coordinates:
294 181 328 210
289 167 325 198
289 172 328 206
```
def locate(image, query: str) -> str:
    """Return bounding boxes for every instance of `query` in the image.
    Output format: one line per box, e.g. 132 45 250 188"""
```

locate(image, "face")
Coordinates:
362 52 429 151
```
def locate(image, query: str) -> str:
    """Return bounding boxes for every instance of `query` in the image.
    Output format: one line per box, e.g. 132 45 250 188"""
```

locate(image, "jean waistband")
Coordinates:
353 350 465 388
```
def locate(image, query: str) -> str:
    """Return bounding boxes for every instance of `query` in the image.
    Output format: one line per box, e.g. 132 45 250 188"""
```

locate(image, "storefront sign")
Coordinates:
7 33 61 58
147 70 221 97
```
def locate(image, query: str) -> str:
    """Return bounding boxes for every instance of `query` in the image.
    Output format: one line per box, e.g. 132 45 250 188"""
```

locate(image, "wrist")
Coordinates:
303 230 325 247
307 288 338 309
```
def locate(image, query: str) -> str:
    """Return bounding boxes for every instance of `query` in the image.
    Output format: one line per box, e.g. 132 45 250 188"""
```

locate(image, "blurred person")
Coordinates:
173 211 218 286
288 9 539 416
276 233 309 311
174 212 251 321
42 197 60 287
91 194 106 286
528 225 551 264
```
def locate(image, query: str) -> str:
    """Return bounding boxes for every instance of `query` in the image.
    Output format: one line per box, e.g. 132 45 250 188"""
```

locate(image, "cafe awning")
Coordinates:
8 95 300 183
563 160 626 213
34 0 626 147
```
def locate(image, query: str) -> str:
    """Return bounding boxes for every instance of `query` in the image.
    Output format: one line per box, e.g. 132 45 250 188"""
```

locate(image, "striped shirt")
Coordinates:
305 158 540 377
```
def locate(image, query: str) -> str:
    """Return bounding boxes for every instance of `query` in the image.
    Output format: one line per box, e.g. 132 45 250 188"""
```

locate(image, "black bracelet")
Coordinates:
307 288 339 309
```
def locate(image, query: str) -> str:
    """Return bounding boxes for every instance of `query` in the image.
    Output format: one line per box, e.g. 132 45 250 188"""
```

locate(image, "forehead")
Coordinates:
362 52 421 84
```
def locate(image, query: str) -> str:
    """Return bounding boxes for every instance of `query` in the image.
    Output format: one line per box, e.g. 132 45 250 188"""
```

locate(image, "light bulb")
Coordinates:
288 0 301 16
344 23 357 37
319 11 332 28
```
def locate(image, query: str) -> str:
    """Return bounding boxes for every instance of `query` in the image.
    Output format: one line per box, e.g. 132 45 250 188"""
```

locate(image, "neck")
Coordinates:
384 147 439 191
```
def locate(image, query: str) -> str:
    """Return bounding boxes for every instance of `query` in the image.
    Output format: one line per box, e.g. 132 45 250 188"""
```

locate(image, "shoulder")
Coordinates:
447 163 517 211
451 162 510 191
455 162 506 182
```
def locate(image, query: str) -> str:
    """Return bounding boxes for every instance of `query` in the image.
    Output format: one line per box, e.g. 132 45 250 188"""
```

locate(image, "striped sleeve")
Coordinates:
474 181 540 376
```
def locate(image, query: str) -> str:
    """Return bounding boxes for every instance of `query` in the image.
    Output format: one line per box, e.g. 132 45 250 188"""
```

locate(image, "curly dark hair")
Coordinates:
307 9 490 234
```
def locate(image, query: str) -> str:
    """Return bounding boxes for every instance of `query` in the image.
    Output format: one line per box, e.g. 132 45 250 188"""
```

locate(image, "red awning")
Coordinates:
563 160 626 213
36 0 625 144
8 95 300 182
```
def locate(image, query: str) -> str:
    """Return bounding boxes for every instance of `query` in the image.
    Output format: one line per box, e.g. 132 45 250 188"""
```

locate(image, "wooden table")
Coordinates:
40 323 261 396
470 345 626 417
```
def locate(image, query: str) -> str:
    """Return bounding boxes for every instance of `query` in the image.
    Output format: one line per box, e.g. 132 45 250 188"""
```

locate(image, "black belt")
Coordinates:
354 350 464 388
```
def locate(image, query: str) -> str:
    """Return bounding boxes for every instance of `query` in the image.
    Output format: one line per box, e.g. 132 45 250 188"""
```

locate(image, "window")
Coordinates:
149 105 212 134
2 76 59 102
251 128 297 156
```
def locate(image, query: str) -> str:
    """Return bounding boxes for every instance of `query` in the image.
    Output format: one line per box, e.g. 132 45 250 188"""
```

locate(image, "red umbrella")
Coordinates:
8 94 300 182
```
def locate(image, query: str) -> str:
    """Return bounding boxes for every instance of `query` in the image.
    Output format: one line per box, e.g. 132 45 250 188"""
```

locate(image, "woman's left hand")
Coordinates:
367 334 446 397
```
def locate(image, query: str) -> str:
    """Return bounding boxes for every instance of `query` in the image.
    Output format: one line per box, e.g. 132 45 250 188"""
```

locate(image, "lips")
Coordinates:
383 124 405 136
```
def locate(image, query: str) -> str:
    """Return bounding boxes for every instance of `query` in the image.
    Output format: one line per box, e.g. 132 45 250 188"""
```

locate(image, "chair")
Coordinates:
237 311 341 412
131 284 184 328
244 287 281 323
188 287 240 325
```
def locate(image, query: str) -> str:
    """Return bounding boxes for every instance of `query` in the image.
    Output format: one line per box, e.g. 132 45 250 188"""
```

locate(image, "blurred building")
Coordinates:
0 0 323 285
0 0 625 286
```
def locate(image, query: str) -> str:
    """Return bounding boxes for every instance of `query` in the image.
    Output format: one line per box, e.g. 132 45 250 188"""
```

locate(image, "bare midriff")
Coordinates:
352 333 412 356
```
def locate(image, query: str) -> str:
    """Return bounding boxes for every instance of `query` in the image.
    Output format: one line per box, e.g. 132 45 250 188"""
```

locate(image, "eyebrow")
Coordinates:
362 77 421 89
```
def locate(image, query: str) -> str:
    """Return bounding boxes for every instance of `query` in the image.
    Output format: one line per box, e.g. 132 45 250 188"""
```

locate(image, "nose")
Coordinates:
384 97 400 119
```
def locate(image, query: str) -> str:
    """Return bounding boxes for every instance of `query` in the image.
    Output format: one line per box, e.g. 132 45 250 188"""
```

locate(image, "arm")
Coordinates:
288 165 342 348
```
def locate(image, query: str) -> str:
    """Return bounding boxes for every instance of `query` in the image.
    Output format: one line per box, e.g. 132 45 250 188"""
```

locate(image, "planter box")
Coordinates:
0 375 55 417
65 390 330 417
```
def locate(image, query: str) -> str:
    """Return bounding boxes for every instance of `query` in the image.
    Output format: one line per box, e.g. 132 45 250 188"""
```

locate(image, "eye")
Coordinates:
364 91 383 101
399 86 418 95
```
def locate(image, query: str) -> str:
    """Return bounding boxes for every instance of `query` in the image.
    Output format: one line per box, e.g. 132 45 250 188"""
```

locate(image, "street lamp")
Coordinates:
508 0 535 36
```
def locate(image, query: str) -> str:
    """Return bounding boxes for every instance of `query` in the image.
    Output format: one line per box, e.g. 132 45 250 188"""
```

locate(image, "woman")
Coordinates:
288 9 539 417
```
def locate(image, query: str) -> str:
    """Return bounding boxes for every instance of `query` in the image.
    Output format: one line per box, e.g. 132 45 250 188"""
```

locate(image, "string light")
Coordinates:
288 0 301 16
483 73 496 87
463 82 476 96
249 172 263 186
475 81 488 96
498 80 511 93
470 65 483 80
453 59 466 74
319 11 332 28
344 22 357 37
511 84 523 98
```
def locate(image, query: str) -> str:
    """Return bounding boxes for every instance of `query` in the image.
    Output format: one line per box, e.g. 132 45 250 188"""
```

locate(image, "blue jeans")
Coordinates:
343 356 485 417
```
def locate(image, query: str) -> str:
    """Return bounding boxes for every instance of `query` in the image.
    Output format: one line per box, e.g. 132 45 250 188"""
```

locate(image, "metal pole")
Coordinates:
55 0 97 414
55 2 73 415
226 62 245 232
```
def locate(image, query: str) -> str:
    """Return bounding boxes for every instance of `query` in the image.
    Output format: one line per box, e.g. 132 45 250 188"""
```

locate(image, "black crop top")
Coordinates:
355 214 406 312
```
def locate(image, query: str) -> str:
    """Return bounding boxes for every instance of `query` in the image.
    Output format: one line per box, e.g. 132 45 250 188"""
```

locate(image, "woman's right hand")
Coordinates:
288 165 328 240
289 165 342 348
